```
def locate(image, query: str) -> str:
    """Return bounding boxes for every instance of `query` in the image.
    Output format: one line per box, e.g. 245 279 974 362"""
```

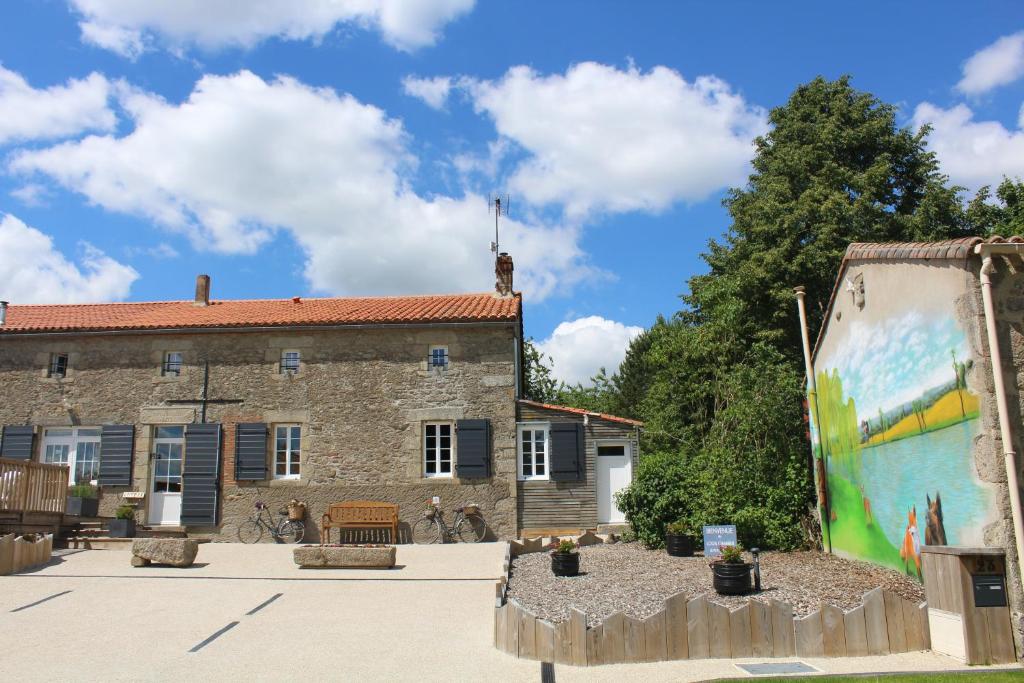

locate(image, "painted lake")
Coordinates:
846 419 994 549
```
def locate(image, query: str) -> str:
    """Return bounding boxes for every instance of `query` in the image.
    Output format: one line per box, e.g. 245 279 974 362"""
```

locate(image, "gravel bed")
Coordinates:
506 543 925 627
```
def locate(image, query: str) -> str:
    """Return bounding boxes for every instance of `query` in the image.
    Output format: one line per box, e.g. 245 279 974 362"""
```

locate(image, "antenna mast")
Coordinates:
489 194 509 264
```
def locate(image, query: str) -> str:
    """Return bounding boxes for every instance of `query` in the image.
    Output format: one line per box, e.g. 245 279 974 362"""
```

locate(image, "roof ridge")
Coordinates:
517 399 644 426
6 290 521 308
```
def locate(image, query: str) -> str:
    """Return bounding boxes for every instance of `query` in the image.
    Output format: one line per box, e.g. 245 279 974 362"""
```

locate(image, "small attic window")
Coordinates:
48 353 68 378
429 346 449 369
280 350 300 374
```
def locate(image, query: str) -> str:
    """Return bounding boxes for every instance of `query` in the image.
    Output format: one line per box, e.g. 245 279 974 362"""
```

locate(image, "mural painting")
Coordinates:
811 311 994 578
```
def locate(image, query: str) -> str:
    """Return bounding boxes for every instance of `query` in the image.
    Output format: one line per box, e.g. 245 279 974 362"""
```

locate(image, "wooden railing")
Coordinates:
0 458 69 514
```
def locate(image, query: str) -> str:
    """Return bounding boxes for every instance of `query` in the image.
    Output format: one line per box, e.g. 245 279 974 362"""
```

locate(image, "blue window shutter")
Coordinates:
549 422 584 481
181 423 221 526
98 425 134 486
235 423 268 481
1 426 34 460
456 419 490 478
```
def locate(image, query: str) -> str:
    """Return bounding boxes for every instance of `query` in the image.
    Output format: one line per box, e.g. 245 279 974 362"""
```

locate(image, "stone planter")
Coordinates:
66 496 99 517
711 561 753 595
293 545 396 568
108 518 136 538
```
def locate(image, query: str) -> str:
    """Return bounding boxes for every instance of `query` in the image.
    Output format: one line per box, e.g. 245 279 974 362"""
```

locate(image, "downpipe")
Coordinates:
976 244 1024 579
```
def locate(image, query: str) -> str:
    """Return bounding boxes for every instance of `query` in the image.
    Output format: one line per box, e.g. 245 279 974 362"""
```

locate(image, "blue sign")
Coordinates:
702 524 737 558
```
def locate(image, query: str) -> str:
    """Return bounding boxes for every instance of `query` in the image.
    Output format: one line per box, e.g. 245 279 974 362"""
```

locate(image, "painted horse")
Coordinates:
899 506 921 576
926 492 948 546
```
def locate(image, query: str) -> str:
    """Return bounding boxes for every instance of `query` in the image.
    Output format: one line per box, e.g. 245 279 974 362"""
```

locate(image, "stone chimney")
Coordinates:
194 274 211 307
495 253 514 297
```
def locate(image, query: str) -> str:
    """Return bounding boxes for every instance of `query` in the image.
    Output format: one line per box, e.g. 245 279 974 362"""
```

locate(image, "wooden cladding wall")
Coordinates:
516 404 639 531
494 587 930 666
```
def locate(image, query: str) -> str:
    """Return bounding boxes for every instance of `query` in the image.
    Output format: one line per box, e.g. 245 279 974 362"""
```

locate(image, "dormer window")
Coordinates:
48 353 68 378
280 350 300 374
429 345 449 370
162 352 183 376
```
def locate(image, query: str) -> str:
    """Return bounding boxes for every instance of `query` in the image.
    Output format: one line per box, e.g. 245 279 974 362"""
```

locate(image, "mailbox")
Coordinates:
920 546 1016 664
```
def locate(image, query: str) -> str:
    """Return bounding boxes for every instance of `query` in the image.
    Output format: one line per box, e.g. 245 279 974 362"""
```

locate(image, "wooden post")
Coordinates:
843 605 869 657
536 620 556 663
708 602 732 658
600 611 626 663
795 610 825 657
665 592 689 660
730 604 753 658
0 533 12 576
519 608 537 659
554 618 573 664
883 590 908 653
863 587 890 654
687 596 710 659
771 600 796 657
507 601 522 656
749 600 773 657
822 604 848 657
569 608 587 666
586 624 603 666
902 599 926 652
623 615 646 663
644 610 668 662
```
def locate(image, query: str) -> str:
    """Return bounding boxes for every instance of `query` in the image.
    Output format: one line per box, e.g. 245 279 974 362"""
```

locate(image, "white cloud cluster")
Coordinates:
0 65 114 144
957 32 1024 95
69 0 475 56
402 75 453 110
465 62 767 217
536 316 643 386
0 214 138 303
912 102 1024 192
11 71 590 300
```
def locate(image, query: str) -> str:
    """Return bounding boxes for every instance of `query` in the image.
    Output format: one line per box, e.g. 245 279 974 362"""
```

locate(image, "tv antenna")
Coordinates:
489 194 509 258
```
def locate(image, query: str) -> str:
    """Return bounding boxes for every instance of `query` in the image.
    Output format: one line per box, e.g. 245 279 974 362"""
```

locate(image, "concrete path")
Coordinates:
1 544 1020 682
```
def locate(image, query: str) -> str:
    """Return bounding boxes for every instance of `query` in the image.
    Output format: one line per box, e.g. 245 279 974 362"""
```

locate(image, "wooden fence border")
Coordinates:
0 533 53 576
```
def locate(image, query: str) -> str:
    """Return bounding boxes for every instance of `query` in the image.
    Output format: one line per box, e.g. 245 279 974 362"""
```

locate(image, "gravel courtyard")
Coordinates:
506 542 926 627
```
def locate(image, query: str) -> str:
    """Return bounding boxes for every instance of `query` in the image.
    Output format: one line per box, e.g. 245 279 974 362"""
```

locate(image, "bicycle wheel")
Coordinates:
456 515 487 543
411 516 441 544
237 518 263 544
277 520 305 544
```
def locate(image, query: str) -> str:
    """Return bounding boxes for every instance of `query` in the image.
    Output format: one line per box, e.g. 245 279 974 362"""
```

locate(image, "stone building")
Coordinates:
0 254 640 540
806 236 1024 648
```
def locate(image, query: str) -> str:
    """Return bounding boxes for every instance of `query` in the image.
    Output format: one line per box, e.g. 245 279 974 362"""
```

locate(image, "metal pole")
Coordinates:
795 286 832 552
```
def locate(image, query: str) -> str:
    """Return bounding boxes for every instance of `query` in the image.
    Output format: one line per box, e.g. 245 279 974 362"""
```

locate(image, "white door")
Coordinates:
597 442 632 524
149 426 184 526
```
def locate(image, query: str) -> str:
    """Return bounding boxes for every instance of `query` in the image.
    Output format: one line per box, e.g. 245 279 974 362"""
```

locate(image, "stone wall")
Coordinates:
0 323 520 539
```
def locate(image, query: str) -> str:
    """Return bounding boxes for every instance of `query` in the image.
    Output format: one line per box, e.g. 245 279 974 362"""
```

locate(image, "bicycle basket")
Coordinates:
463 504 480 516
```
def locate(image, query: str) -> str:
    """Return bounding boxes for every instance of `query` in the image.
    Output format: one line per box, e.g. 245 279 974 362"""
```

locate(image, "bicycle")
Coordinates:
237 501 306 544
411 502 488 544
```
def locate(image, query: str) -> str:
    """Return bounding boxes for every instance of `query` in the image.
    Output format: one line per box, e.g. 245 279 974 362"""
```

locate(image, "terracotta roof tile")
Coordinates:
0 292 521 334
517 399 644 427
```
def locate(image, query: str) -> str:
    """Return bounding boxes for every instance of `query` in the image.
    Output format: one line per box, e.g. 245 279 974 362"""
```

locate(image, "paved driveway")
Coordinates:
1 544 1019 682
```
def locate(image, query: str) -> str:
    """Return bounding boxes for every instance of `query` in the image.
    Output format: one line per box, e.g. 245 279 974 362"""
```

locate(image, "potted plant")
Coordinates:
711 544 753 595
66 483 99 518
665 520 696 557
550 539 580 577
108 505 137 538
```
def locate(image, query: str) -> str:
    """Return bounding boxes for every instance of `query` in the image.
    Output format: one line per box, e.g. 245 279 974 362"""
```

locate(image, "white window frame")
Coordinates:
517 423 550 481
423 422 454 478
280 349 301 374
48 353 69 378
274 424 301 480
429 345 449 370
42 427 101 484
152 425 185 494
162 351 183 377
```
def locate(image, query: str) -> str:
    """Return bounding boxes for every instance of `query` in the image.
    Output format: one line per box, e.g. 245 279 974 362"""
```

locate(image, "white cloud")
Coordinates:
11 70 592 301
536 316 643 386
0 214 138 303
69 0 475 56
0 65 115 144
402 75 453 110
912 102 1024 192
957 32 1024 95
464 62 767 217
9 183 50 207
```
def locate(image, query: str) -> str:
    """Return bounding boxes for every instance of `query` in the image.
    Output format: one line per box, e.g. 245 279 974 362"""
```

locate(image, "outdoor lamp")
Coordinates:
751 547 761 592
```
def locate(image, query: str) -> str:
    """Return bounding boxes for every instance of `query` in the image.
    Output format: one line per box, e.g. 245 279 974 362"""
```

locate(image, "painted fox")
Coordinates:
899 506 921 576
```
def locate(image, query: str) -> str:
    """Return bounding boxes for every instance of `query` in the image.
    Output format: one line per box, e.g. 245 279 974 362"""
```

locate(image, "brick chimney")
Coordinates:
495 253 514 297
194 274 211 306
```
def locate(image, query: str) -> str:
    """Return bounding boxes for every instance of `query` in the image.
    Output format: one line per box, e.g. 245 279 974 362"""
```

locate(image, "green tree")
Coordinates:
966 178 1024 237
521 338 558 403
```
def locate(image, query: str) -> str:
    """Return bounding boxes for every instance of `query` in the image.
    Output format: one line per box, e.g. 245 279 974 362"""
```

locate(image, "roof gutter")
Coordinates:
975 242 1024 581
0 319 519 339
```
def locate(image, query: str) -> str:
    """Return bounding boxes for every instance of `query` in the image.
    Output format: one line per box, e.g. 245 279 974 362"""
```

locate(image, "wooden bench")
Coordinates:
321 501 399 544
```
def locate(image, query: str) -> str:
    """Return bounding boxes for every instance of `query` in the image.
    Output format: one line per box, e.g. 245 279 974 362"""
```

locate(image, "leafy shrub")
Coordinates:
719 545 745 564
615 450 695 548
555 539 577 554
68 483 97 499
115 505 135 520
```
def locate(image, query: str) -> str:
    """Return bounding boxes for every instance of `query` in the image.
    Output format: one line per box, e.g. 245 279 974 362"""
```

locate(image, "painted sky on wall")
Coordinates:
823 313 969 419
0 1 1022 385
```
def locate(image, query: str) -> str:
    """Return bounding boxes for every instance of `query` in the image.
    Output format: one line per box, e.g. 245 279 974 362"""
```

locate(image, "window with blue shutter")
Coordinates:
455 419 490 478
235 423 268 481
1 426 35 460
98 425 135 486
180 423 221 526
549 422 584 481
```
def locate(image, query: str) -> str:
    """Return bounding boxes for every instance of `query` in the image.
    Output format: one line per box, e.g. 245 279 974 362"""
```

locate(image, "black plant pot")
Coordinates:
551 551 580 577
665 533 694 557
66 496 100 518
108 519 136 538
712 561 753 595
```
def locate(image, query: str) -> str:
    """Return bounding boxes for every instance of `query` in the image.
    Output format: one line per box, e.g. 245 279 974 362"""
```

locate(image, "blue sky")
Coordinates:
1 1 1022 385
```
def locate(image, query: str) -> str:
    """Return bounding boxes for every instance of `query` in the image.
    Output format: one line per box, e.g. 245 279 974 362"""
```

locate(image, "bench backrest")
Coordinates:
325 501 398 525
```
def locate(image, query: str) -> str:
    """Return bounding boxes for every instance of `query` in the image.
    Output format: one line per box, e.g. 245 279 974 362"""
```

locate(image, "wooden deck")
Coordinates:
0 457 69 535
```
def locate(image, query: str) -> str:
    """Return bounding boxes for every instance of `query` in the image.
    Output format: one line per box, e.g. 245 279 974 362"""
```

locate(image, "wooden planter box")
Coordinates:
293 545 396 568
